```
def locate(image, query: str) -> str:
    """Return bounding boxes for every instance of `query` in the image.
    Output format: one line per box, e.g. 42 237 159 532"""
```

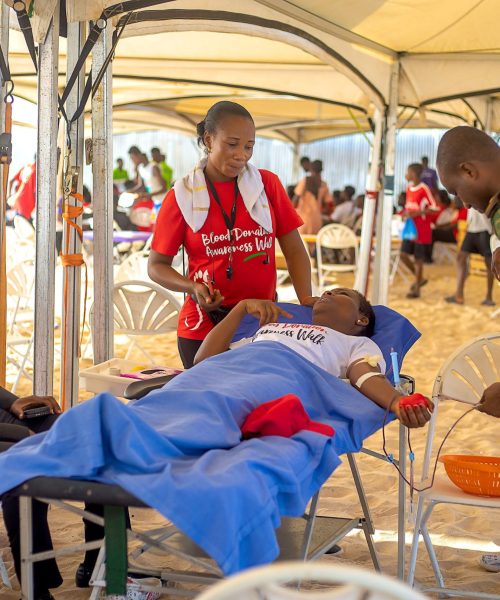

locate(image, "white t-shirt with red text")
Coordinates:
238 322 386 378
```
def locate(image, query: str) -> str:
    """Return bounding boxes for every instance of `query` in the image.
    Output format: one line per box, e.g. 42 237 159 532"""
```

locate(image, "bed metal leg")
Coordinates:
347 454 375 535
300 492 319 560
19 495 34 600
361 519 381 572
397 422 407 580
104 505 128 596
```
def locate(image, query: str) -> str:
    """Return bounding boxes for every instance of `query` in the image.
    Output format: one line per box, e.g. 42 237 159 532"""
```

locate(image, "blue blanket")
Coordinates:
0 306 420 574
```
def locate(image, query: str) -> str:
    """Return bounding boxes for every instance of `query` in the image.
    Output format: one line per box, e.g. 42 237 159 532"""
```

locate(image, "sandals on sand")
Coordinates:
406 291 420 299
410 279 428 294
481 299 496 306
479 553 500 573
445 296 464 305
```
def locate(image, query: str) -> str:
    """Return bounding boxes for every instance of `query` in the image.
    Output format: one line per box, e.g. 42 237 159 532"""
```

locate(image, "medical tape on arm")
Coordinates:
354 371 385 389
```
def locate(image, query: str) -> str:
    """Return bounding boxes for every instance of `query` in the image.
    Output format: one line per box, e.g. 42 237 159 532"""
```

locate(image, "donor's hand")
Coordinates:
394 394 434 428
244 299 293 327
11 395 62 420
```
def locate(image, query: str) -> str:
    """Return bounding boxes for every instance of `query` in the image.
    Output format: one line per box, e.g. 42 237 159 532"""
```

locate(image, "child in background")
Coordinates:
400 163 437 298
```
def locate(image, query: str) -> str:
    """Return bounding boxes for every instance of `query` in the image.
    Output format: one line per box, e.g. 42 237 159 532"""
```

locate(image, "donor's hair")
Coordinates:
355 291 376 338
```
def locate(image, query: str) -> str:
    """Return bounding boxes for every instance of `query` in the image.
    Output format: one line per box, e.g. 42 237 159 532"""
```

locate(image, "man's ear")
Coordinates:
356 315 369 326
458 161 479 180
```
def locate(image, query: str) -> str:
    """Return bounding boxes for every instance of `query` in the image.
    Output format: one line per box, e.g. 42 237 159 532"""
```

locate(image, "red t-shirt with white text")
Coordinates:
151 169 302 339
405 183 436 244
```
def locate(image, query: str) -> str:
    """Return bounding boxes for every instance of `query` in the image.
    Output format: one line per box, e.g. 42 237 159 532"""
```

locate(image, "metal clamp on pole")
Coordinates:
0 131 11 165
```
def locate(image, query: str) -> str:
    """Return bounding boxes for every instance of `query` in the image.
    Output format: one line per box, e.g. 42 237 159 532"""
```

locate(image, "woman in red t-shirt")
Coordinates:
148 101 313 367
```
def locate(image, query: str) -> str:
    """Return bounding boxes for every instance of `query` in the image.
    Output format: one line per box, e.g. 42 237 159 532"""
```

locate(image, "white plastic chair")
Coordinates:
316 224 358 292
196 562 429 600
88 280 181 363
115 251 151 283
6 260 36 392
407 332 500 599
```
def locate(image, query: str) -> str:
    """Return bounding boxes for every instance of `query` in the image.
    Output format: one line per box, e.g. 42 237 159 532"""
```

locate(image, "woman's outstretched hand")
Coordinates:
244 299 293 327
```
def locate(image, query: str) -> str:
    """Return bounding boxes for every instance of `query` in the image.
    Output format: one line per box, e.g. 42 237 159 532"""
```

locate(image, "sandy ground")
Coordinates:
1 261 499 598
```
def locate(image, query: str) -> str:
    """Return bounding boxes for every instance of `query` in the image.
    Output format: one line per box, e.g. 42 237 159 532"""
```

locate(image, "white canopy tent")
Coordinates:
0 1 499 585
2 0 500 408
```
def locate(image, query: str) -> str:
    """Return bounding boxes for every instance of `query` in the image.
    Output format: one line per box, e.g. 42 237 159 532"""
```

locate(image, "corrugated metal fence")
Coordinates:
112 128 447 197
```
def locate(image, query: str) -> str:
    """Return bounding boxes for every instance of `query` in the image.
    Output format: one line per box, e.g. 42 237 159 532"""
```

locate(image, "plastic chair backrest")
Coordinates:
421 332 500 480
433 332 500 405
116 252 150 283
316 224 358 250
13 215 35 242
6 260 34 305
195 562 428 600
112 280 181 335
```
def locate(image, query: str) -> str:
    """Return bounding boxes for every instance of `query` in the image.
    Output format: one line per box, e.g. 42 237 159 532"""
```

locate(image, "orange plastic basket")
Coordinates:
440 455 500 497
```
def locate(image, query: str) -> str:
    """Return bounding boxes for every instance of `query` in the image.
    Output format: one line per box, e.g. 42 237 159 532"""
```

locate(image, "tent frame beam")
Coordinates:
373 60 399 307
115 9 386 108
253 0 397 58
60 21 85 407
91 25 114 365
33 5 59 396
354 108 383 297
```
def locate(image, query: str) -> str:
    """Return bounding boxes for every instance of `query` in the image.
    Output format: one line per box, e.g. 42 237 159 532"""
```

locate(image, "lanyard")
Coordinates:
205 171 239 279
205 171 239 231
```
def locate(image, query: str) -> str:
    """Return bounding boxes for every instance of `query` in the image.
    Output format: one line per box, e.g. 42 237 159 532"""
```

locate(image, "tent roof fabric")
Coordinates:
5 1 500 138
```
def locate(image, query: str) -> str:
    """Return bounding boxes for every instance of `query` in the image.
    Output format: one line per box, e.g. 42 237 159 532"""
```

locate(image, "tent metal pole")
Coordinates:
60 22 85 407
372 61 399 305
91 25 114 364
33 6 59 396
354 108 383 297
0 3 10 386
485 96 493 134
291 128 302 183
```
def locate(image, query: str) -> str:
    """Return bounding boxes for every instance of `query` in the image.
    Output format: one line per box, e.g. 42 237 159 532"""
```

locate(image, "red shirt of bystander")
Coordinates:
405 183 436 244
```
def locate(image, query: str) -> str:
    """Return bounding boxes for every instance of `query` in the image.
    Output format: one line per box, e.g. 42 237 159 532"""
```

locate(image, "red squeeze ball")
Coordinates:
399 393 431 409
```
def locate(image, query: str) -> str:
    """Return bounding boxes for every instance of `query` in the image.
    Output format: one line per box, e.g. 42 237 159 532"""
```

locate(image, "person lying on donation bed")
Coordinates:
194 288 433 429
148 100 312 369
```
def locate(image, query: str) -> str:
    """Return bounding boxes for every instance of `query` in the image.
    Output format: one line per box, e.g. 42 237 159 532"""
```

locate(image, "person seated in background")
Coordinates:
331 186 355 225
431 189 459 246
112 158 129 183
151 147 173 190
194 288 433 429
350 194 365 235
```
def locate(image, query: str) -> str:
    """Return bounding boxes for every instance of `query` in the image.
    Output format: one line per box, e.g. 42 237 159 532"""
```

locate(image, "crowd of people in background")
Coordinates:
290 155 365 237
5 143 496 308
287 151 495 306
111 146 174 232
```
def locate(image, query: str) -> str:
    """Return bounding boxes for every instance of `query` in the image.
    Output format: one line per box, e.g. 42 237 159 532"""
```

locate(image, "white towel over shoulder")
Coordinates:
173 158 273 233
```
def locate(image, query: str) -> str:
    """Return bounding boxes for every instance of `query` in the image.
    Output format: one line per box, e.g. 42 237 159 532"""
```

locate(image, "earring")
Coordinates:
207 148 212 154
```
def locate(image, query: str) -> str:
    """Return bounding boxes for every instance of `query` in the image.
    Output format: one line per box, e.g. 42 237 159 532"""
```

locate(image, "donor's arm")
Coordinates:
194 300 292 365
347 361 433 429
